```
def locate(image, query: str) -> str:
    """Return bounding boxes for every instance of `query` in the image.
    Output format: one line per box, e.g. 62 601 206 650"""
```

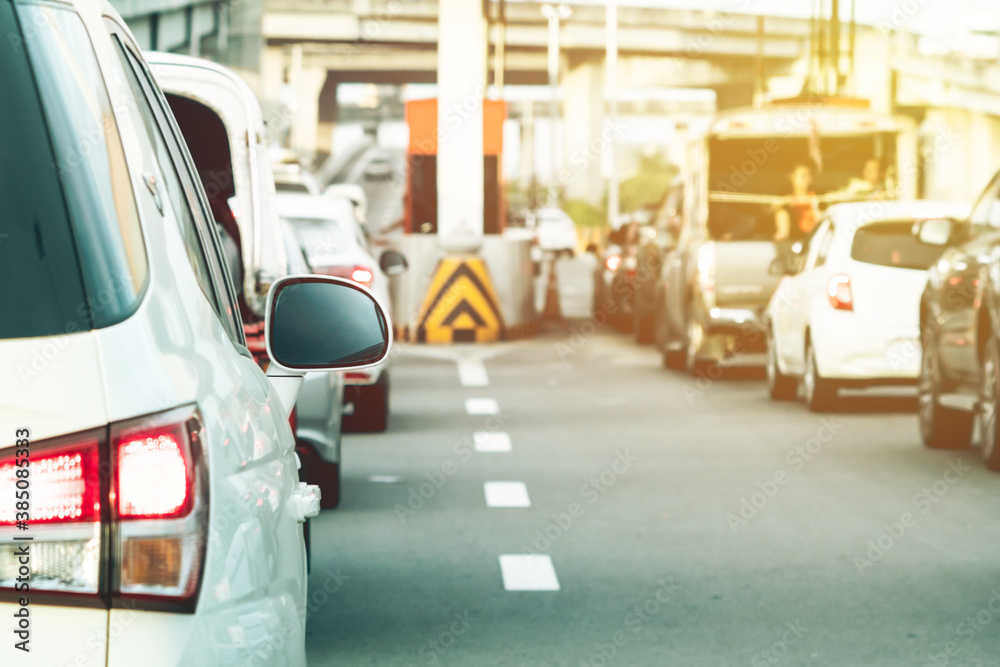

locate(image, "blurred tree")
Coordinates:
619 152 679 213
563 199 605 228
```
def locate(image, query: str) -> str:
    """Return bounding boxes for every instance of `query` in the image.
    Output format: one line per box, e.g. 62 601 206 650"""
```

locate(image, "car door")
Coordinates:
663 206 696 338
774 219 833 373
937 175 1000 384
103 27 308 665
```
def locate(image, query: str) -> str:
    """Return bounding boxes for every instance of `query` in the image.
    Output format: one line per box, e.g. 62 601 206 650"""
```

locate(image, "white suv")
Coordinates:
0 2 389 665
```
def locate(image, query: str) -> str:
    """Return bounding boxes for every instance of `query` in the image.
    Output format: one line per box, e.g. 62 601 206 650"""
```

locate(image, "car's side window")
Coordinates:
813 223 835 268
969 174 1000 229
802 219 831 271
106 32 244 345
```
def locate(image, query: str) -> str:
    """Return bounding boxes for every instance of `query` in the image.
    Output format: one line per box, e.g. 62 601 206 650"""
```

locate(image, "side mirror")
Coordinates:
768 255 793 276
265 276 390 372
913 217 959 247
379 249 409 276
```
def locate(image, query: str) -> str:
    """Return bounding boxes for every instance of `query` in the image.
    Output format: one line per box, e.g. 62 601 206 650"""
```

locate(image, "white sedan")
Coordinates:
765 201 968 411
276 193 409 432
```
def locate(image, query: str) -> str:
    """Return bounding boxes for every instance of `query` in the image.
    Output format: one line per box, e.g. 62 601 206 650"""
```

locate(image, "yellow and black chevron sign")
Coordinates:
416 256 504 343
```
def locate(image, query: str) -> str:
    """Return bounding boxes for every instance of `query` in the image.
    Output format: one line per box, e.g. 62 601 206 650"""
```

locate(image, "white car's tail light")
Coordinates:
0 432 103 596
111 407 207 610
351 267 374 286
827 274 854 311
317 265 375 288
0 406 208 612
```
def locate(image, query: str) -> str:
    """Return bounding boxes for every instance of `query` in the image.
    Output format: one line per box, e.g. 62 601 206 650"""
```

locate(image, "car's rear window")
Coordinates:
285 217 349 265
0 4 147 340
276 182 311 194
851 220 945 270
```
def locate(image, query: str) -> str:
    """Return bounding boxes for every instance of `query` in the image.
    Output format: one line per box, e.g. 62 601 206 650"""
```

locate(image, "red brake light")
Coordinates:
316 264 375 287
606 255 622 271
828 274 853 311
0 409 206 609
117 430 190 519
351 267 374 285
0 445 100 525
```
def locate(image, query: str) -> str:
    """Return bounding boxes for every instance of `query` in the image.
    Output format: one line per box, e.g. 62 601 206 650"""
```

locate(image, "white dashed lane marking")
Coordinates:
474 431 512 452
484 482 531 508
465 398 500 415
498 555 561 591
457 359 489 387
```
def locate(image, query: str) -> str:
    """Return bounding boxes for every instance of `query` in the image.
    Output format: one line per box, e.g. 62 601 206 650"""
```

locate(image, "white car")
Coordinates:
534 207 579 255
765 201 968 411
0 5 389 667
276 193 409 432
281 221 346 509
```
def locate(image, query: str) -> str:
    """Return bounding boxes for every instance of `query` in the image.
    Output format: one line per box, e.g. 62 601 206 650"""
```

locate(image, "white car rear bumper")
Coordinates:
811 310 921 381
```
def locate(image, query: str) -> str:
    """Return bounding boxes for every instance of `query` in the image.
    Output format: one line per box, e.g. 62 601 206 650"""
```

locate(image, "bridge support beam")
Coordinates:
437 0 486 246
288 44 327 162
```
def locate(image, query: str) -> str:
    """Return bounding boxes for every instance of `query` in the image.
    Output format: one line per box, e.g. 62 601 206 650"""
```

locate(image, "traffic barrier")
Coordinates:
415 255 505 343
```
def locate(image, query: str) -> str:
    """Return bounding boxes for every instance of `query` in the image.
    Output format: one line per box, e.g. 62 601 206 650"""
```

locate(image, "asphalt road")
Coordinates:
305 323 1000 667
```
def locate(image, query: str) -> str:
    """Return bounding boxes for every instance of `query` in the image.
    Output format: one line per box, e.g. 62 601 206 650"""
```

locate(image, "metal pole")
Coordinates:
754 15 765 107
546 10 560 206
606 0 619 227
831 0 841 95
494 0 506 91
848 0 856 94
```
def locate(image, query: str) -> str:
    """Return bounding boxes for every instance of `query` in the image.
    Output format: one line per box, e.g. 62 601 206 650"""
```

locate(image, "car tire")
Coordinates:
918 329 973 450
980 337 1000 469
766 328 797 401
303 519 311 574
298 445 342 509
685 318 710 375
802 340 837 412
634 308 655 345
344 373 390 433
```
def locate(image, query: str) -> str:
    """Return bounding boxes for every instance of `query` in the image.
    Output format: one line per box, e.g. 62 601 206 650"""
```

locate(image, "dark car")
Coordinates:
633 181 684 343
917 170 1000 468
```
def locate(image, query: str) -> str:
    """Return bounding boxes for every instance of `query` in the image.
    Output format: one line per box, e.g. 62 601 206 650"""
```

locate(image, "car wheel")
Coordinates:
685 318 709 375
303 519 311 574
918 329 973 450
802 340 837 412
344 373 389 433
298 445 342 509
980 337 1000 469
766 328 797 401
634 308 655 345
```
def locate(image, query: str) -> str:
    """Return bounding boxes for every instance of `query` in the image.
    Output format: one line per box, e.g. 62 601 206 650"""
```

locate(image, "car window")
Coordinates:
969 174 1000 228
813 222 835 268
286 217 349 265
107 34 243 344
276 181 311 194
851 221 947 270
1 4 148 340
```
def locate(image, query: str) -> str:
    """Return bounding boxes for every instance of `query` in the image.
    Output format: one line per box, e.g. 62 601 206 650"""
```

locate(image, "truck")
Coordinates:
653 99 918 373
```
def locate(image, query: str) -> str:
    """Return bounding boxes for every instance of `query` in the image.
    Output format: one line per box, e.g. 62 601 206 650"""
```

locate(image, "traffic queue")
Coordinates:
599 100 1000 471
0 4 401 664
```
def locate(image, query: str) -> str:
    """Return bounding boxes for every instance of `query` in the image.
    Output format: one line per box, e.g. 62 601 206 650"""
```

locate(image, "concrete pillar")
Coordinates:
437 0 486 246
288 44 327 161
563 60 605 205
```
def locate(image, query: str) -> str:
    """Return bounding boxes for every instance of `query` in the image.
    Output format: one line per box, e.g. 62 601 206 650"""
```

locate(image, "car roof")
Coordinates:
275 192 356 224
827 200 970 232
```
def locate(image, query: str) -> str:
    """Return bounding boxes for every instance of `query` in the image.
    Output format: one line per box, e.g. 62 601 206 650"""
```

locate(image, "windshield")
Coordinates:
706 133 897 241
285 217 351 265
851 221 947 270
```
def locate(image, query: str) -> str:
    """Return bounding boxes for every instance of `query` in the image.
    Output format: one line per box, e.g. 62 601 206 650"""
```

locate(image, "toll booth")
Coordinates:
404 98 507 235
